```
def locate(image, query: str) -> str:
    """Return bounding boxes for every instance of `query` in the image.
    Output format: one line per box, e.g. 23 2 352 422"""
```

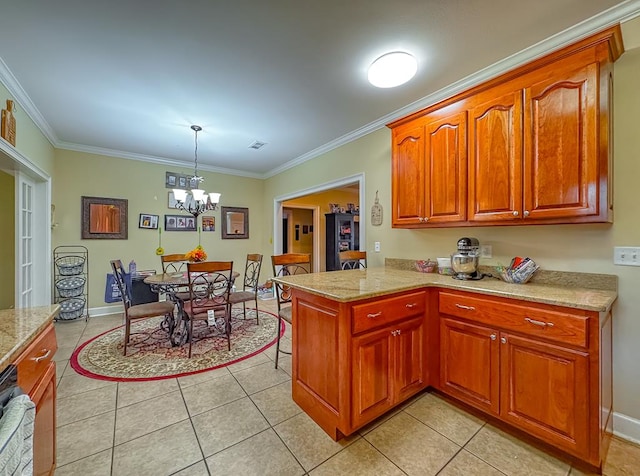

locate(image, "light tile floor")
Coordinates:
53 300 640 475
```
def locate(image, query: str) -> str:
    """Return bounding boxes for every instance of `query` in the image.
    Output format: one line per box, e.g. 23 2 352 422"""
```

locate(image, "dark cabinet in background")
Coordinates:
325 213 359 271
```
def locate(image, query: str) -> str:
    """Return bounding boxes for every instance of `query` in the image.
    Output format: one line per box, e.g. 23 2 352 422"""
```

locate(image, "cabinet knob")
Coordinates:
490 334 497 340
512 210 519 217
501 337 507 344
367 311 382 319
523 210 530 217
391 330 397 336
423 216 429 222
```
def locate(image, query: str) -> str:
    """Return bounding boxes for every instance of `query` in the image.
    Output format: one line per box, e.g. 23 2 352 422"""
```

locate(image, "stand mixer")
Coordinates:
451 237 483 280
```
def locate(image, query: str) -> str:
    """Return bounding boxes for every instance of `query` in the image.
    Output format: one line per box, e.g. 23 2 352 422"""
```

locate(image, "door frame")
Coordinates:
272 173 365 272
1 139 52 308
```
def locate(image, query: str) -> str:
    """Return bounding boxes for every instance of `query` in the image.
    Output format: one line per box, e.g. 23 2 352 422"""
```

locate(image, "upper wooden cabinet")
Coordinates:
392 103 467 225
389 26 622 228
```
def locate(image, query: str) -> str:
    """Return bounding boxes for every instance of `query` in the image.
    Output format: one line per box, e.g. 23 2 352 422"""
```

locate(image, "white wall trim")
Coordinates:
280 204 322 272
614 411 640 444
89 304 123 318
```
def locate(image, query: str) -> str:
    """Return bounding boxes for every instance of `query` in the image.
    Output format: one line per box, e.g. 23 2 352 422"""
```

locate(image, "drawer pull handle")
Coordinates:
455 304 476 311
525 317 554 328
367 312 382 319
405 303 417 309
32 349 51 362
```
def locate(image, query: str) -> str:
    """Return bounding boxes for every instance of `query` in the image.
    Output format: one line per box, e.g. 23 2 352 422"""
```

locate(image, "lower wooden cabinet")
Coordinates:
15 323 57 476
352 316 425 428
438 290 610 469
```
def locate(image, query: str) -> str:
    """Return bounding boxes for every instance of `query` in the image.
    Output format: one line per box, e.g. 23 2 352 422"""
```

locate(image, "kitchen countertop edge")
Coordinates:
0 304 60 373
272 268 617 312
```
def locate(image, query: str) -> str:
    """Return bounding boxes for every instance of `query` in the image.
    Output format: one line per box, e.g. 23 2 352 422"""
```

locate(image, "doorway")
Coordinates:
273 173 365 273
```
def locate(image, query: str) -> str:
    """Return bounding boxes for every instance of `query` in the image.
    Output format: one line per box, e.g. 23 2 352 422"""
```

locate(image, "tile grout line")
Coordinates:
176 376 213 476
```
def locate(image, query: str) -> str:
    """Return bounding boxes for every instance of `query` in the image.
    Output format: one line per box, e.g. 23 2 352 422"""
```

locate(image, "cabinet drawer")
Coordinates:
15 323 57 396
439 291 588 348
353 291 425 334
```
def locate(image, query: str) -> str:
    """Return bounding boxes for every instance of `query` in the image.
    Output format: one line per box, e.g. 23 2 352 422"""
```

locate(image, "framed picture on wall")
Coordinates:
202 216 215 231
165 214 197 231
138 213 159 229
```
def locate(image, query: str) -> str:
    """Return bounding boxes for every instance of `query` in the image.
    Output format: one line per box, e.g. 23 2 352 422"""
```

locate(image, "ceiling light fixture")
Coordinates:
368 51 417 88
173 125 221 219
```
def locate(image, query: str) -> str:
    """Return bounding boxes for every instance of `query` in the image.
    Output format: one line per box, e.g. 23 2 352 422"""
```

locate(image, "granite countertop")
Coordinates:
272 267 617 312
0 304 59 372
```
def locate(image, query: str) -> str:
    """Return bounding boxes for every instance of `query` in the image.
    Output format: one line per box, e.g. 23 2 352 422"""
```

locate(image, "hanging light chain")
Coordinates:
191 125 203 184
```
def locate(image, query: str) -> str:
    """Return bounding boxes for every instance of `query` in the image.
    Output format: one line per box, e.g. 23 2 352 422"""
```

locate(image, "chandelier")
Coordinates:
173 125 221 218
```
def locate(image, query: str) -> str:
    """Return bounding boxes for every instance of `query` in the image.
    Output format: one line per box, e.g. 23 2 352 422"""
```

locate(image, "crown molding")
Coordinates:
264 0 640 178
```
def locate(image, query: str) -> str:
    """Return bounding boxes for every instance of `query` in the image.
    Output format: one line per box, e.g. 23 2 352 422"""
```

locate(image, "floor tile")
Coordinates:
225 351 271 373
274 411 359 471
206 429 304 476
182 373 246 416
439 449 506 475
192 396 269 457
172 460 209 475
309 438 404 476
57 384 117 427
364 411 460 475
112 420 202 476
55 448 112 476
404 392 484 445
56 360 68 383
465 425 570 476
177 366 230 388
56 411 115 467
117 378 180 408
357 407 403 436
54 344 78 362
603 436 640 475
115 389 189 444
250 380 302 426
232 361 291 395
56 369 116 398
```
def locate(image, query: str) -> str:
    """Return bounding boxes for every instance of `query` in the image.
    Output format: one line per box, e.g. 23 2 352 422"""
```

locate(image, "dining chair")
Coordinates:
110 260 175 356
271 253 311 369
182 261 234 358
160 253 191 301
339 250 367 269
228 253 263 324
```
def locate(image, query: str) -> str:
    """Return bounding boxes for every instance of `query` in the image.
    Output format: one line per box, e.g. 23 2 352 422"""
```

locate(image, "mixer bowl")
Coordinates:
451 253 479 274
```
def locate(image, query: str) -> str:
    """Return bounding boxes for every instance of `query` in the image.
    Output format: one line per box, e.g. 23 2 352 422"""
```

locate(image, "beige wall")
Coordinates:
53 149 265 310
0 170 14 308
261 48 640 423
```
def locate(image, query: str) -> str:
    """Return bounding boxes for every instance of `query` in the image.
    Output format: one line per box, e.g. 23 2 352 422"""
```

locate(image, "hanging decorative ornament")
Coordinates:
155 226 164 255
371 190 383 226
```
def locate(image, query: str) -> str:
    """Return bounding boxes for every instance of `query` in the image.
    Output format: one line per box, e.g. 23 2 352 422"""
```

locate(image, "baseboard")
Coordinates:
614 411 640 444
89 305 122 318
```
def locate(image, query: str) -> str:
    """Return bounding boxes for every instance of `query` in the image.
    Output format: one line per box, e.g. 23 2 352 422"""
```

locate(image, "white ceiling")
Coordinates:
0 1 638 178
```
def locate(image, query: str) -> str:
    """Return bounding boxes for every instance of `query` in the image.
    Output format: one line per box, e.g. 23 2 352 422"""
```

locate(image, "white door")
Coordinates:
16 172 34 308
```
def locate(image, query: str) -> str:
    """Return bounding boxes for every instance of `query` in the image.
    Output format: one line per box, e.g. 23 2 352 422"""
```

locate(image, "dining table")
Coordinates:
144 270 240 346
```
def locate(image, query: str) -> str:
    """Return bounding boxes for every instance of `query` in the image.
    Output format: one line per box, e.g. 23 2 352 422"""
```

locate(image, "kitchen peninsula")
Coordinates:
273 265 616 471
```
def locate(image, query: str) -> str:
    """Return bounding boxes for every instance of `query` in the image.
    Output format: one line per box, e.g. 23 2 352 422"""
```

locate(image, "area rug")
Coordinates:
70 308 283 382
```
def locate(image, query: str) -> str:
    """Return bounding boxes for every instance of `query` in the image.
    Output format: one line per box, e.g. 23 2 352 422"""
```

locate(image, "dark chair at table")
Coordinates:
160 253 191 301
228 253 263 324
110 260 175 356
271 253 311 369
182 261 234 358
339 250 367 269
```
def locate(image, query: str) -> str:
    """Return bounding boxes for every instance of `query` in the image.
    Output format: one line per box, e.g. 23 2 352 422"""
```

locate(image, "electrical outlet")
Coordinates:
613 247 640 266
374 241 381 252
480 244 492 258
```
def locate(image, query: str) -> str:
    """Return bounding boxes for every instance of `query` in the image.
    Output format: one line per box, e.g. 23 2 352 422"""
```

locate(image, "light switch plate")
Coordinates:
613 247 640 266
480 245 492 258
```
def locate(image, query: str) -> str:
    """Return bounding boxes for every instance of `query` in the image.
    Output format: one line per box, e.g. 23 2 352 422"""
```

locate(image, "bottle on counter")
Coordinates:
128 260 137 276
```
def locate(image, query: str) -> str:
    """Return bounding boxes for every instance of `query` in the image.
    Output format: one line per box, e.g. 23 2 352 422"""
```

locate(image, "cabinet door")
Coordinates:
351 327 394 428
423 109 467 223
468 87 523 222
500 333 589 457
33 362 56 476
523 60 599 220
440 317 499 415
394 317 427 402
392 123 426 226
